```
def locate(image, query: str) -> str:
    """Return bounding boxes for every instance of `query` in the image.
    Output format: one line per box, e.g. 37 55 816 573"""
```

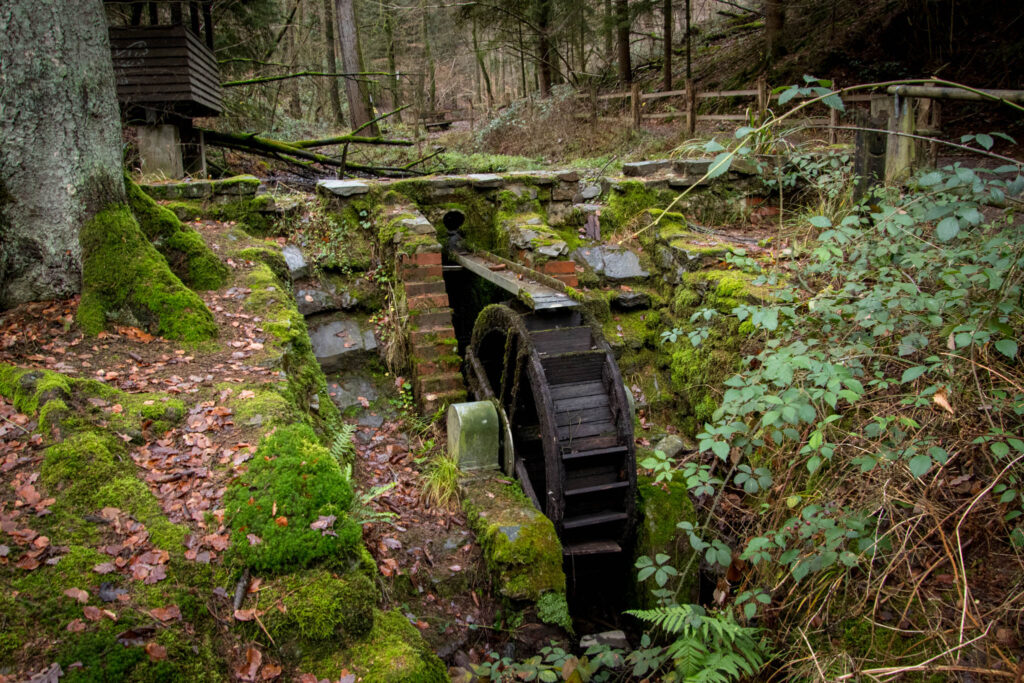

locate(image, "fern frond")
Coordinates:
330 422 357 464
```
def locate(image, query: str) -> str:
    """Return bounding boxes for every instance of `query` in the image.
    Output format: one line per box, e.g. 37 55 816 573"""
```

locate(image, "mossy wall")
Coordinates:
633 475 700 607
126 178 228 290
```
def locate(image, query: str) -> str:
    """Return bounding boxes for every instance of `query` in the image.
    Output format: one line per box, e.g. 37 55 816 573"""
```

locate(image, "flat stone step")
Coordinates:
308 318 377 373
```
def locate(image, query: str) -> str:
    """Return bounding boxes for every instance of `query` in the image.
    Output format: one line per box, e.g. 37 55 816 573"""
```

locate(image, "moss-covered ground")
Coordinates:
0 200 444 680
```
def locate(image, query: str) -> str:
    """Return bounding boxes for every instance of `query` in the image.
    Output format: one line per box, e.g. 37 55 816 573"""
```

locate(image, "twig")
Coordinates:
222 70 395 87
0 413 30 434
232 567 250 612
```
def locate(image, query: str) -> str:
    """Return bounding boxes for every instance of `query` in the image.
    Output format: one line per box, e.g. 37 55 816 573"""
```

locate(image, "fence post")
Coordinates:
756 75 768 120
686 78 696 136
828 81 839 145
631 82 641 129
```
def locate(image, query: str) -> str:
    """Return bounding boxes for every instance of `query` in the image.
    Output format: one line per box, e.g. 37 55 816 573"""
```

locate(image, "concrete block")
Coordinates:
318 179 370 197
447 401 499 472
137 124 183 179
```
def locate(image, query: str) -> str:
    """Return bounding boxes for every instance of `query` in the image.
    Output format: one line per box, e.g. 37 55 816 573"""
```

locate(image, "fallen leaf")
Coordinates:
260 663 283 680
234 609 257 622
150 605 182 622
933 389 955 415
16 556 40 571
83 606 104 622
145 643 168 661
235 645 262 682
64 588 89 604
274 516 288 527
246 534 263 546
66 619 87 633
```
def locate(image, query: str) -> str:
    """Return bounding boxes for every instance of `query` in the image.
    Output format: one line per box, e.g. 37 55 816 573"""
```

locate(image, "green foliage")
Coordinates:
419 449 461 509
625 604 766 682
224 424 360 572
474 641 624 683
78 205 217 341
536 591 573 632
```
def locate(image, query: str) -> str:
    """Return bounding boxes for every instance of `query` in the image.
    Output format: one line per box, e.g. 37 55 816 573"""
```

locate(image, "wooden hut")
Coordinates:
104 1 222 177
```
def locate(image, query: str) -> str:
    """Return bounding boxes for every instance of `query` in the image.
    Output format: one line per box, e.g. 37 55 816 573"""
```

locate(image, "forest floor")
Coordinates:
0 215 511 680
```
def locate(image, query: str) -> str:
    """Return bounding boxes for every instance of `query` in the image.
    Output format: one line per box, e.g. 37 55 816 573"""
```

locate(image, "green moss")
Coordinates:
241 263 339 430
223 384 300 428
238 245 290 283
126 179 228 290
462 479 565 601
161 200 204 222
41 432 130 508
605 181 665 235
536 591 573 632
261 568 376 641
78 205 217 341
324 610 447 683
634 476 699 607
0 364 70 414
224 424 360 573
0 631 20 663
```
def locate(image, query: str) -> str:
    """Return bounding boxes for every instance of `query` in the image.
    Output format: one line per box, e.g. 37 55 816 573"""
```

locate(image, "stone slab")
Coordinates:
282 245 308 280
317 179 370 197
467 173 503 188
622 159 672 177
447 401 499 471
308 318 378 373
325 376 380 411
572 246 649 281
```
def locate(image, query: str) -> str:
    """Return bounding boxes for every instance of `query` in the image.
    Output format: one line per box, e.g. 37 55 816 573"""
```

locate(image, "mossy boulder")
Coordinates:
127 178 228 290
261 568 376 642
462 478 565 602
319 610 447 683
634 475 699 607
223 424 360 573
77 205 217 341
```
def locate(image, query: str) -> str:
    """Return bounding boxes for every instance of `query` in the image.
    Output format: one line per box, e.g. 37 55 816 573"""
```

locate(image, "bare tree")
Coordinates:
335 0 377 133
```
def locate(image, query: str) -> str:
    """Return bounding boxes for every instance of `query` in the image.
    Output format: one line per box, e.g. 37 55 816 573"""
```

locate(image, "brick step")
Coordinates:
398 251 442 267
413 357 462 375
554 274 578 287
412 342 457 360
410 326 455 344
421 388 468 416
405 290 450 309
542 260 576 275
399 263 443 279
410 309 452 329
405 280 447 297
416 371 465 395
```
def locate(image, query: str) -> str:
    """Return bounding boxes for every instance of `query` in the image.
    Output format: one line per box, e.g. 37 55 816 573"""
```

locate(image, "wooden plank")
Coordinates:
542 351 605 384
549 381 605 401
561 445 627 460
558 419 616 440
560 434 620 452
554 394 608 412
696 114 750 121
697 89 758 98
453 253 577 310
531 327 593 354
515 460 543 511
641 89 688 100
563 541 622 556
562 510 628 529
566 480 628 497
556 406 613 427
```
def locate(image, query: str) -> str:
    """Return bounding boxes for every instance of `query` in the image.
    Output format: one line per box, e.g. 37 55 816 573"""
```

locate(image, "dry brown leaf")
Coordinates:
260 663 283 680
145 643 168 661
150 605 182 622
63 588 89 604
233 609 257 622
933 389 955 415
66 619 87 633
235 645 262 682
83 606 103 622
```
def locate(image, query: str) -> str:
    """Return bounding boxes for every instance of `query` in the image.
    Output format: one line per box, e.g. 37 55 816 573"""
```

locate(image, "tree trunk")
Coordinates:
765 0 786 62
615 0 632 83
421 0 436 112
662 0 673 90
322 0 345 125
0 0 122 305
536 0 553 97
0 0 216 340
382 1 400 114
603 0 613 63
335 0 377 134
472 18 494 109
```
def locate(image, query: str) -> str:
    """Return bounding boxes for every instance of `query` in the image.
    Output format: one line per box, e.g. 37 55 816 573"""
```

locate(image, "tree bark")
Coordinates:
322 0 345 125
536 0 553 97
0 0 123 306
335 0 377 134
765 0 786 62
382 1 400 114
615 0 632 83
0 0 216 340
662 0 673 90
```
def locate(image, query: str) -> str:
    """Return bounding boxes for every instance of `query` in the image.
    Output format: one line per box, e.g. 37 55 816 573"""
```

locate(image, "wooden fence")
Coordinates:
572 77 883 143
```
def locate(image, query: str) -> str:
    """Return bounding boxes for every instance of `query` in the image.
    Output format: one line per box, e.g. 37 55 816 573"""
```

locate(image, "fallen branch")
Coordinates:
289 134 412 149
222 70 395 88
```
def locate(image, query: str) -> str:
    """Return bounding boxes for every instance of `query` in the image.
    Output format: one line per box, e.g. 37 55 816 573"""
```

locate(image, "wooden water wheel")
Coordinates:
465 303 637 557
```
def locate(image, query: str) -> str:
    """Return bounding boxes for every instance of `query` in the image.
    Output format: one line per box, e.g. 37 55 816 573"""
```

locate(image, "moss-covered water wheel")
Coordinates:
465 303 636 557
